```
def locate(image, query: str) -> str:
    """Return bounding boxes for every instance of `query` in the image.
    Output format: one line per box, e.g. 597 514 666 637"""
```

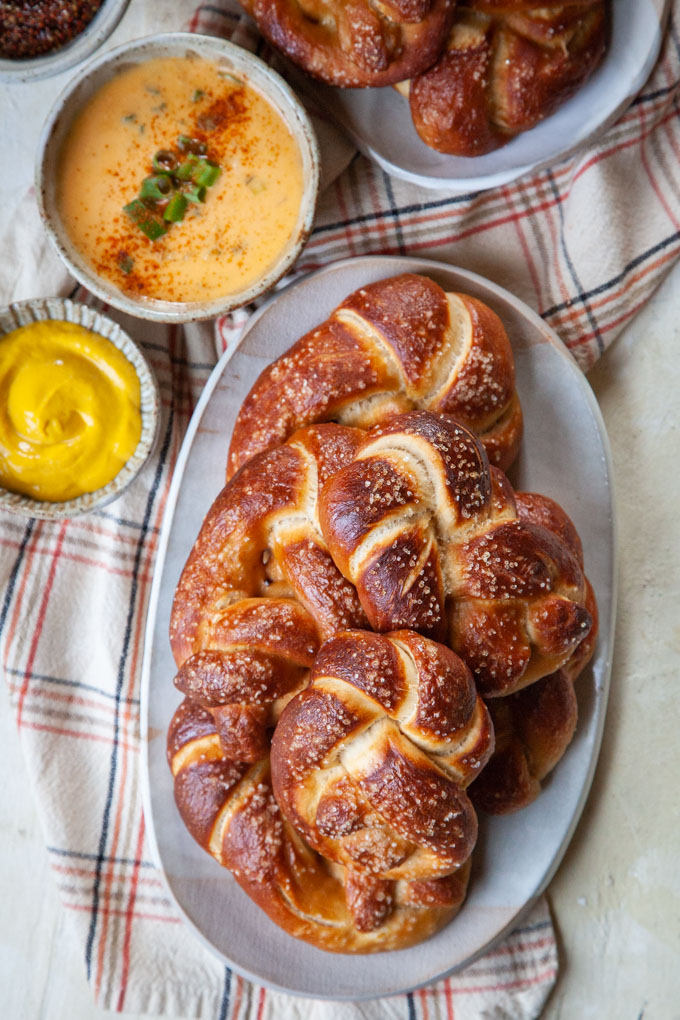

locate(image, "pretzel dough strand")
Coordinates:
228 274 522 480
408 1 608 155
240 0 456 87
320 411 592 695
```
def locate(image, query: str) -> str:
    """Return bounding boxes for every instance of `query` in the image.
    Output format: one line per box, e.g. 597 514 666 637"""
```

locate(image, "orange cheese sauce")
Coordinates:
56 56 305 304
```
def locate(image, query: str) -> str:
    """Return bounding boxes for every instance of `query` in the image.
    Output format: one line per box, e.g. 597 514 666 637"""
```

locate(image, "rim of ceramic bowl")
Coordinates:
0 297 160 520
35 32 321 323
0 0 131 84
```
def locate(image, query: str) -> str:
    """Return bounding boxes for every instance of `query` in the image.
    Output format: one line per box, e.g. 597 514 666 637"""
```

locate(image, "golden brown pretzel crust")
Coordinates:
227 274 523 479
168 670 471 951
239 0 456 87
168 423 478 951
469 493 598 814
407 1 608 156
271 631 493 898
168 410 594 945
319 411 593 696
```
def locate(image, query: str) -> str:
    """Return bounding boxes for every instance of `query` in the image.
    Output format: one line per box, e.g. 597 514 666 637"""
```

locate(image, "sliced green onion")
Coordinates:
163 193 188 223
117 253 134 274
123 199 147 223
139 218 168 240
152 149 177 173
175 154 201 181
139 174 172 203
177 135 207 155
183 184 207 203
123 199 167 239
195 162 221 188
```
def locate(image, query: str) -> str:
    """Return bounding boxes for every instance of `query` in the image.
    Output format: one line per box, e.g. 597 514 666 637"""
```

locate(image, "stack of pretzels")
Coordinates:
167 273 598 953
237 0 609 156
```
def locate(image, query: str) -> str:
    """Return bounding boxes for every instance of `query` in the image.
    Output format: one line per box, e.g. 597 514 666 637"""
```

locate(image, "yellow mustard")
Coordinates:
0 320 142 502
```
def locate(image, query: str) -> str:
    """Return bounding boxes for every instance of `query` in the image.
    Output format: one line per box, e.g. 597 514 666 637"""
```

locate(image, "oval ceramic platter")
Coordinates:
297 0 669 191
141 255 616 999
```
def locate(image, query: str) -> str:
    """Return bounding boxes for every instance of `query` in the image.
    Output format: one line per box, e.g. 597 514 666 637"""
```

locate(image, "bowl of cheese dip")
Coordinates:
0 298 159 519
36 33 320 322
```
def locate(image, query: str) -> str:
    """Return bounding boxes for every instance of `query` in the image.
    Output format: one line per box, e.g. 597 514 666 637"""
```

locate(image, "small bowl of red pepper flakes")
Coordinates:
0 0 130 83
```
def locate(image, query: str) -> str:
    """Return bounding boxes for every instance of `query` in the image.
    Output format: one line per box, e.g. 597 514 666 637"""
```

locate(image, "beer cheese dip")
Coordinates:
56 56 305 304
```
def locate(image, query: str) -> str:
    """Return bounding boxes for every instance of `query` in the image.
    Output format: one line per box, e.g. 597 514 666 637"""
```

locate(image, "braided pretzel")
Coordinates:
168 424 480 950
403 1 608 155
469 491 598 812
470 578 598 813
168 695 473 950
238 0 456 87
271 630 493 896
227 273 523 481
171 423 369 666
319 410 593 697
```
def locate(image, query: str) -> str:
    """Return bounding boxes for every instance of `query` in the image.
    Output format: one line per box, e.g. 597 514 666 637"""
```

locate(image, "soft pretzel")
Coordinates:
469 491 597 812
405 1 608 155
168 423 481 950
169 634 473 951
271 630 493 892
227 273 523 479
238 0 456 87
319 410 593 696
470 576 598 813
171 422 369 666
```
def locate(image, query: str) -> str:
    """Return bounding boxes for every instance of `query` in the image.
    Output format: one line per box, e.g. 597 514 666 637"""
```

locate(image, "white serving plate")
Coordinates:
302 0 669 191
141 255 616 999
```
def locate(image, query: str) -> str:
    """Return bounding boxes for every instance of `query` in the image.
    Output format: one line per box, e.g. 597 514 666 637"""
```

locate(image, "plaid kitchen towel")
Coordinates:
1 0 680 1017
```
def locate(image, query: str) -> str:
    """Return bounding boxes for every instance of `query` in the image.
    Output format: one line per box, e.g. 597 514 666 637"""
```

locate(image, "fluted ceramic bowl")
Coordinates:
0 297 160 520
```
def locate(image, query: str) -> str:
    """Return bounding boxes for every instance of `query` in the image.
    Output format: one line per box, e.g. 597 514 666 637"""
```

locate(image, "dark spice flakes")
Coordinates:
0 0 103 59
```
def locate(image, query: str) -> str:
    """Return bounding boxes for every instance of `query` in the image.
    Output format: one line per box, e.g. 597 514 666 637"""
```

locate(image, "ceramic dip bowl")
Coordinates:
0 297 160 519
36 33 320 323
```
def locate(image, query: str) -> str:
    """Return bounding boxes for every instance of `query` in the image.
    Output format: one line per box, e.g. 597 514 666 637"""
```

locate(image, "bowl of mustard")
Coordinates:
36 33 320 323
0 297 159 519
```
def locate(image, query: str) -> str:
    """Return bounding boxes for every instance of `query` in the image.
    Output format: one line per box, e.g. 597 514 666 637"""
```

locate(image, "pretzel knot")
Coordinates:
168 618 490 949
320 410 592 696
470 574 599 814
168 422 487 950
239 0 456 87
228 273 523 480
406 1 608 155
170 422 369 668
271 629 493 930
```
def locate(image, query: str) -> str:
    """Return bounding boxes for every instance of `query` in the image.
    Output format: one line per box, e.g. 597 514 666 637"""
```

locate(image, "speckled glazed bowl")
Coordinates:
0 297 160 520
0 0 131 83
36 33 321 323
